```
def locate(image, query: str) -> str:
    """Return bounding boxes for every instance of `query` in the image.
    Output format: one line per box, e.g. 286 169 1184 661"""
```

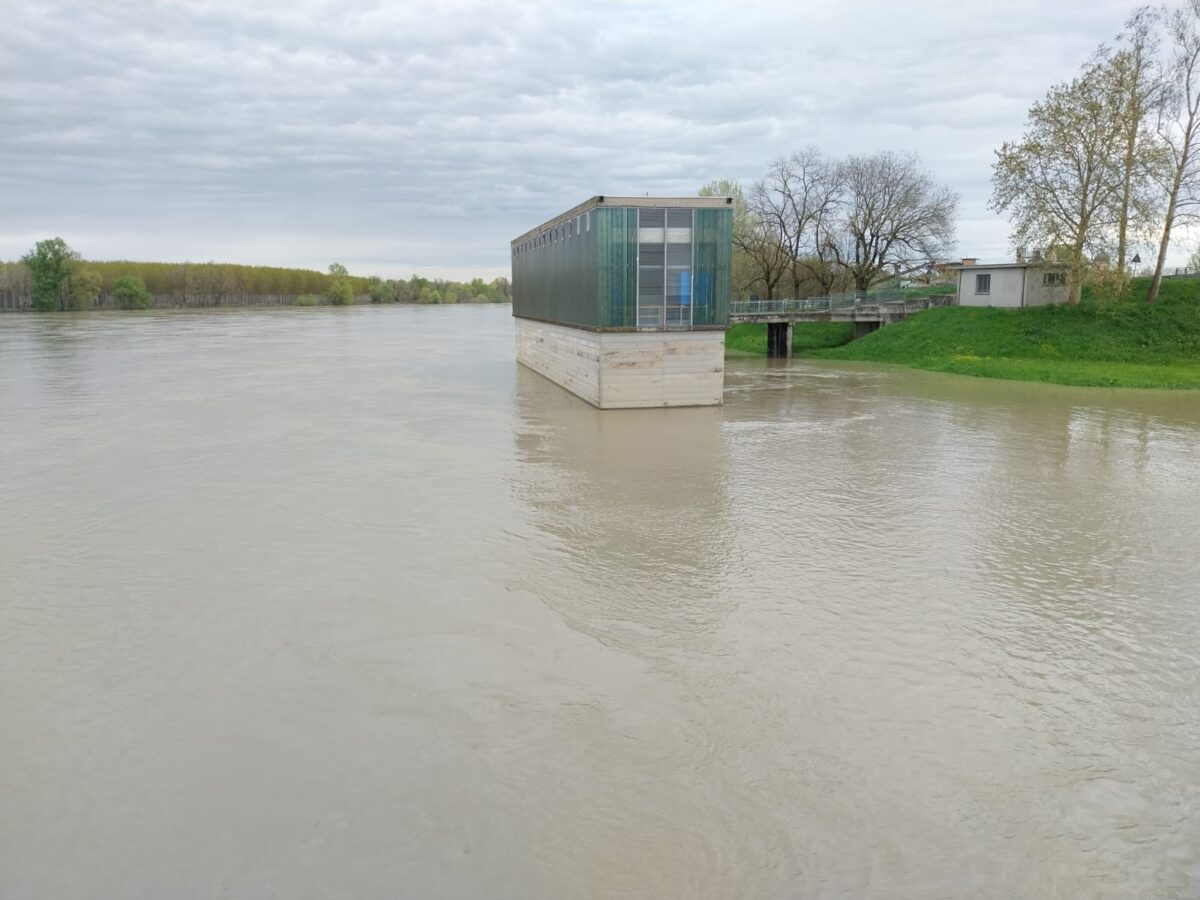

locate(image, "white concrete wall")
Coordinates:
514 317 601 406
597 330 725 408
514 317 725 408
1022 268 1071 306
958 267 1026 307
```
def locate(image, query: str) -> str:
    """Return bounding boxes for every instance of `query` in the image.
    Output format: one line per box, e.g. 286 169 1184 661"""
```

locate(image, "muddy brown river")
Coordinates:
1 305 1198 898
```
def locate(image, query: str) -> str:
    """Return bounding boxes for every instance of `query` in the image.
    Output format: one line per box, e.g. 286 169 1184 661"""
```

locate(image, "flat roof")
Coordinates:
511 196 733 246
946 261 1070 270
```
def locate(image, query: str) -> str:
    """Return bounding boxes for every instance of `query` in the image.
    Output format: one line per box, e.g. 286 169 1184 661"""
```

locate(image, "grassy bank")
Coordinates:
727 278 1200 389
726 321 853 355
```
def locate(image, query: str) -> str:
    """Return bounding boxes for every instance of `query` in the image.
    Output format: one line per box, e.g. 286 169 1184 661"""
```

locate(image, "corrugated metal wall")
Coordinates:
513 205 730 330
512 213 599 327
596 207 637 328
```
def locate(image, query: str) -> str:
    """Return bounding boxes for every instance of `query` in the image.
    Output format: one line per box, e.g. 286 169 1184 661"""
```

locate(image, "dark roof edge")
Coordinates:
511 196 733 246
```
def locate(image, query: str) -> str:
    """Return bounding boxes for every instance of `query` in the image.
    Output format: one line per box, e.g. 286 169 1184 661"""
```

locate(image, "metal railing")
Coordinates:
730 289 909 317
730 291 955 319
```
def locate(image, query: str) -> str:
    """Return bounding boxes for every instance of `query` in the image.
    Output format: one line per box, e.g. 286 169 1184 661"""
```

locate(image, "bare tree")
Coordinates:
831 152 957 295
992 65 1127 304
738 193 791 300
1149 0 1200 302
752 148 844 298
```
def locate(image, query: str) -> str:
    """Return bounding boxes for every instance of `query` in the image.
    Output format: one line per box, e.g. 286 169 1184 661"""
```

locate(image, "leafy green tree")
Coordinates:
327 278 354 305
992 64 1128 305
366 276 391 303
328 262 349 278
21 237 79 310
489 276 511 301
1150 1 1200 302
67 267 102 310
113 275 152 309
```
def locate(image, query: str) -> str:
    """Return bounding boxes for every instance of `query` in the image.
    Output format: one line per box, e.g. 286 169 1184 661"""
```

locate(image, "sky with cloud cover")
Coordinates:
1 0 1160 280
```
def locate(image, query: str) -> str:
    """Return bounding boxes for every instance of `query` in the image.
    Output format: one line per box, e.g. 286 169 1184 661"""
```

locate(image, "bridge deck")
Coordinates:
728 295 954 357
729 295 953 324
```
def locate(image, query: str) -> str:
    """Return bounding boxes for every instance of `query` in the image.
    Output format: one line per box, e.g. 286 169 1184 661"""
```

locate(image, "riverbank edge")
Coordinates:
726 282 1200 390
0 297 512 313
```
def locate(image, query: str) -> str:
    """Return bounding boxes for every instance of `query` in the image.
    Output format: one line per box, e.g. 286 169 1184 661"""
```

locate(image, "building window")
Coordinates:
1043 272 1066 286
975 273 991 294
637 208 693 327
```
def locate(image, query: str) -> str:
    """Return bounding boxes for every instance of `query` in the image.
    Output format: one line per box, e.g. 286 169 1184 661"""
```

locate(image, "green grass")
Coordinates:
726 321 854 355
727 277 1200 389
900 283 955 299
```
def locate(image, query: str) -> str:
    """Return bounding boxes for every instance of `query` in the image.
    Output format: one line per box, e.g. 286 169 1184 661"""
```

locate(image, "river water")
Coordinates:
1 304 1198 899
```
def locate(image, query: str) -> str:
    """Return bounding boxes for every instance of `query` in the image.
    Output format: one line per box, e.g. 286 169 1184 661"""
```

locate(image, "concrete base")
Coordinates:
767 321 794 357
514 317 725 408
853 320 882 339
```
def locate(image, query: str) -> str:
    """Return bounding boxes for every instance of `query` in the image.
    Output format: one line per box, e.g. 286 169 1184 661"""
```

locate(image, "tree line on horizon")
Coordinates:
2 238 511 311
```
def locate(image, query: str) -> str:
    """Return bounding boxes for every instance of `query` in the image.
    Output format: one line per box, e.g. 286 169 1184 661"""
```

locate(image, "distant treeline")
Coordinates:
1 238 512 311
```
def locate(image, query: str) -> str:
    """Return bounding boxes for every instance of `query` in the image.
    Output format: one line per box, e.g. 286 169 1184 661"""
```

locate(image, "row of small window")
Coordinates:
513 211 592 258
974 271 1067 294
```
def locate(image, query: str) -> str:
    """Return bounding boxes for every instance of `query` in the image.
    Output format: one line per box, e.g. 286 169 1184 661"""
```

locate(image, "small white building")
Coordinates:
949 258 1071 308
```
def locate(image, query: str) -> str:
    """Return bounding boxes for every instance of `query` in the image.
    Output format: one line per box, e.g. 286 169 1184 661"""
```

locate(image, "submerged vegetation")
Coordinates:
728 277 1200 389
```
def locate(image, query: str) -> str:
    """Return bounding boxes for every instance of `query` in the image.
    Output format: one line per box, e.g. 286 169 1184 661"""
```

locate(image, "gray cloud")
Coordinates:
0 0 1155 279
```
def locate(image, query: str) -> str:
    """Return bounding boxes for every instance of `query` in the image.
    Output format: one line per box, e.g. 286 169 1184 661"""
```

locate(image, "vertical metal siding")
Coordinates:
595 207 637 328
692 208 731 326
512 214 599 327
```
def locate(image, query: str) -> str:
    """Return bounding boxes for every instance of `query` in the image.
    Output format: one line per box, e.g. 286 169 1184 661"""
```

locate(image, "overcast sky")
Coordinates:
0 0 1166 280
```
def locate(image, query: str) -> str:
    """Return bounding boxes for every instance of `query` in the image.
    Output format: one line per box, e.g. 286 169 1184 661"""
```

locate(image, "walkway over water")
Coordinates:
729 290 956 356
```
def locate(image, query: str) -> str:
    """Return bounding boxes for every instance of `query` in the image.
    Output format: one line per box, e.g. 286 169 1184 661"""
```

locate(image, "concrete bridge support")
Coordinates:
853 320 881 340
766 321 794 358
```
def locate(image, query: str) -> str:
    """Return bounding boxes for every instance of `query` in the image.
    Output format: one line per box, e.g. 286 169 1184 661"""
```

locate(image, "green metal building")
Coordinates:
511 196 733 330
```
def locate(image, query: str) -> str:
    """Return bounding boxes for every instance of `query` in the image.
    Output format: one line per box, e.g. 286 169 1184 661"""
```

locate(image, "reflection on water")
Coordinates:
1 306 1198 899
511 370 734 650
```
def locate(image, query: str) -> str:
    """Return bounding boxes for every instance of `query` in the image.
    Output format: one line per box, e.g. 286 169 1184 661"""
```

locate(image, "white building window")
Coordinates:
1043 272 1066 286
975 273 991 294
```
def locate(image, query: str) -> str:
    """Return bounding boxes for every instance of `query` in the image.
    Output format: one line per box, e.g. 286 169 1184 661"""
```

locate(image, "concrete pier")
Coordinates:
515 318 726 408
766 321 794 358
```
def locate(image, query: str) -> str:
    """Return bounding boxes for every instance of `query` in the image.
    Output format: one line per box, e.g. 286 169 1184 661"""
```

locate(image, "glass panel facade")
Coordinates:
513 202 729 330
637 209 665 327
596 206 637 328
636 208 693 327
664 209 693 327
691 208 731 326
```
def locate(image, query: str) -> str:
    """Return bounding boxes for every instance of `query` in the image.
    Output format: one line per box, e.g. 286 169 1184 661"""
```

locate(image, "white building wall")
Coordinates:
958 267 1026 307
514 317 725 408
514 317 601 406
1022 268 1072 306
